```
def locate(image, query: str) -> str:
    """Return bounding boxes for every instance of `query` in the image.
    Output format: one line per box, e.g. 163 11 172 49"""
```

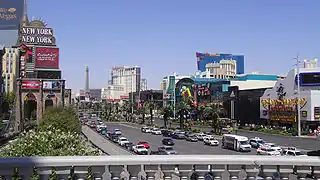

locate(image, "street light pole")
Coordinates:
173 80 176 120
294 55 301 137
131 70 134 119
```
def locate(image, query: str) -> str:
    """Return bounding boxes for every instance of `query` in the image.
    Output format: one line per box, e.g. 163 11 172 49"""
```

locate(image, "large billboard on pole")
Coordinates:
34 47 59 69
0 0 24 30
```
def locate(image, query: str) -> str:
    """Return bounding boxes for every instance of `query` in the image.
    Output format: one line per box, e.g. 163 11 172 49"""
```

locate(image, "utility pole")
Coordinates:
294 55 301 137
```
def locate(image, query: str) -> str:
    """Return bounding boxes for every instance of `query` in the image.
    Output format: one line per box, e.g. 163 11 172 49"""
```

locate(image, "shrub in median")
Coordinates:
38 106 81 134
0 127 98 157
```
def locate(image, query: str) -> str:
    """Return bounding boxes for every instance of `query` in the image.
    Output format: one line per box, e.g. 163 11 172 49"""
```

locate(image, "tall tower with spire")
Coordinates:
85 65 89 92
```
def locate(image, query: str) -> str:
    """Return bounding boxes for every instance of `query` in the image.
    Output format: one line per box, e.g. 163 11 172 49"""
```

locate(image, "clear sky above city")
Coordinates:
28 0 320 91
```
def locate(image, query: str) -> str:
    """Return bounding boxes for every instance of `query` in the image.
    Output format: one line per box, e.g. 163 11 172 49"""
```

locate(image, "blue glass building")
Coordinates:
196 52 245 74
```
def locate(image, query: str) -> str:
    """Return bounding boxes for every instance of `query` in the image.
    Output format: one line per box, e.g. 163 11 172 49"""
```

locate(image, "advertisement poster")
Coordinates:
35 47 59 68
0 0 24 30
43 81 61 90
21 80 40 90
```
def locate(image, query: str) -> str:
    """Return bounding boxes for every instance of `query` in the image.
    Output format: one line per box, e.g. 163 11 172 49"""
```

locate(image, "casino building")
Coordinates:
13 13 70 132
260 59 320 130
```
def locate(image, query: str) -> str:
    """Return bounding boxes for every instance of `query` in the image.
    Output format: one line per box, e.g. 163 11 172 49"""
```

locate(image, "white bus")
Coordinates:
222 134 251 152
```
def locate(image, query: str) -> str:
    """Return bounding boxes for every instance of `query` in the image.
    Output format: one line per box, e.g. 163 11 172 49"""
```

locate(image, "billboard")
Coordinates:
20 27 56 46
0 0 24 30
34 47 59 68
21 80 40 90
43 81 61 90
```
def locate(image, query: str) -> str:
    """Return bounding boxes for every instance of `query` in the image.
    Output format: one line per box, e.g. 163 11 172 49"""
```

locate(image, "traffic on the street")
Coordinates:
80 114 311 156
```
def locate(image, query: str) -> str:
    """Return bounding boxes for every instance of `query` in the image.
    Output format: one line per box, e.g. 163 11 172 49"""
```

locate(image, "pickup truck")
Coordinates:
118 137 130 146
132 145 148 155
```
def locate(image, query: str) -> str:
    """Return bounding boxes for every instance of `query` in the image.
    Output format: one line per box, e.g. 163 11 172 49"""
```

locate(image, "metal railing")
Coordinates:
0 155 320 180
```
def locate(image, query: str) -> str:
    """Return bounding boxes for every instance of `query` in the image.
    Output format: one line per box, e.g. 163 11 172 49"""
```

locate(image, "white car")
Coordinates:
132 145 148 155
151 128 162 135
118 137 130 146
114 129 122 135
141 126 151 133
203 136 219 146
265 143 282 153
283 149 307 156
196 133 207 141
257 147 281 156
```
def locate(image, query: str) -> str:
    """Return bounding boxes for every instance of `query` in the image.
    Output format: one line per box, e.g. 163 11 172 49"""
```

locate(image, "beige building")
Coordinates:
2 47 19 93
204 59 237 79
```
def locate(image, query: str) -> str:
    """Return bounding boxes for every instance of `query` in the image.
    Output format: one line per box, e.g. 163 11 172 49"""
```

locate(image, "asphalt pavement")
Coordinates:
153 120 319 151
105 122 257 155
82 125 133 155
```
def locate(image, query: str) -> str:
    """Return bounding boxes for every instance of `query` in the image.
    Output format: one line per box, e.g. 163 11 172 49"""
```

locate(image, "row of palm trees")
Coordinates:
78 98 227 133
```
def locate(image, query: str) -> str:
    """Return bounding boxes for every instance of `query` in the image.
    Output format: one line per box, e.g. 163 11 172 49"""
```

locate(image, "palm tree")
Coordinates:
140 103 147 124
176 100 191 130
202 104 225 133
145 102 155 125
161 105 173 128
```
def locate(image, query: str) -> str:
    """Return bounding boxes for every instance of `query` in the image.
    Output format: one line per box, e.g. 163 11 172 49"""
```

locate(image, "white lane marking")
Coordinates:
118 123 141 130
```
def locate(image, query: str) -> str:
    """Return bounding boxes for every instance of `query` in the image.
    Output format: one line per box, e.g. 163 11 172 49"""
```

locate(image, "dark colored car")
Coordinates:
124 142 134 151
162 138 175 146
172 132 185 139
185 134 198 142
162 130 173 137
110 134 119 143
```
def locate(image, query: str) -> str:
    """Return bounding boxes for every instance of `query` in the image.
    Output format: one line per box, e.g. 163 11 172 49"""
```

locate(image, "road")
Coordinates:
153 120 319 151
82 125 133 155
105 122 257 155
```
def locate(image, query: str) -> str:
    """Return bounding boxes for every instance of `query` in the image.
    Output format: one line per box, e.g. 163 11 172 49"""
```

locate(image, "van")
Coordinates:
222 134 251 152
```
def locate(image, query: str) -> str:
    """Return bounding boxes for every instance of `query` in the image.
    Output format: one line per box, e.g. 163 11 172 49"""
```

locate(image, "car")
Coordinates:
124 142 134 151
257 147 281 156
185 134 198 142
110 135 119 143
137 141 150 149
265 143 282 153
249 137 265 148
133 145 148 155
161 129 173 137
162 138 175 146
196 133 207 141
100 129 107 135
97 125 107 132
158 146 177 155
141 127 151 133
118 137 130 146
203 136 219 146
114 129 122 135
151 128 162 135
172 131 185 139
283 149 307 156
89 122 97 128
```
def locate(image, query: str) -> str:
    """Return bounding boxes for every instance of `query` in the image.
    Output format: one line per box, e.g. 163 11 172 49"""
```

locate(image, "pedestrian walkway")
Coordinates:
82 126 133 155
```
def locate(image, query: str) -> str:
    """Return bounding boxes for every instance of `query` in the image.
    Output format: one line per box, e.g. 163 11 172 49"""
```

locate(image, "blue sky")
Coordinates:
28 0 320 91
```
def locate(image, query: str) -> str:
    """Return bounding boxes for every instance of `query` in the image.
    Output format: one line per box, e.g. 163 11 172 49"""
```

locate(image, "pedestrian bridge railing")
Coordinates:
0 155 319 180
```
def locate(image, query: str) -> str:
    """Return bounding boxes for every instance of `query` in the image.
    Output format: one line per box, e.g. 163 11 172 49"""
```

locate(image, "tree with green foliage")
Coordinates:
202 104 226 133
160 105 173 128
176 100 191 130
145 102 155 125
38 106 81 134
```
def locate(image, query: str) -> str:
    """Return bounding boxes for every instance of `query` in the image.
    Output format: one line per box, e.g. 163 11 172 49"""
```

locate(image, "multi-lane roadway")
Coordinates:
153 119 319 151
106 122 257 155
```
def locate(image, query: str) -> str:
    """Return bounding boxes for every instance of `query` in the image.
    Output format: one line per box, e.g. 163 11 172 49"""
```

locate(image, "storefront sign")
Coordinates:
20 27 56 46
21 80 40 90
34 47 59 68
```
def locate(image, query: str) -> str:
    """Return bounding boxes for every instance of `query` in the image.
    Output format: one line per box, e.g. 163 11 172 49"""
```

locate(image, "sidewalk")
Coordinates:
82 126 133 155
